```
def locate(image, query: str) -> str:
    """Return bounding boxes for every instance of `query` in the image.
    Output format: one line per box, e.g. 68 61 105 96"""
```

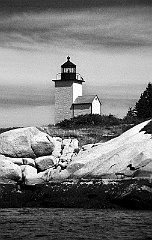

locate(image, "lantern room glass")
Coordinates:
61 67 76 73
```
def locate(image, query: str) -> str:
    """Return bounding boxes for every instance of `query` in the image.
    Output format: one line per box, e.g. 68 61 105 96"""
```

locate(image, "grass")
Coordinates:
41 124 126 147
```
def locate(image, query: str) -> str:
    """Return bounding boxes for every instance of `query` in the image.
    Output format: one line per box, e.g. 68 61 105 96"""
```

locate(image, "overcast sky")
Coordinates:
0 0 152 106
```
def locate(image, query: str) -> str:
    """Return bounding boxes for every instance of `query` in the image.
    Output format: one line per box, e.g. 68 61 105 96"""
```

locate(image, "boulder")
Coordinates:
9 158 23 166
24 168 53 185
26 166 70 184
35 155 58 171
25 166 70 185
134 169 152 178
55 169 70 180
50 166 61 180
31 132 54 157
1 155 23 166
0 127 55 158
142 161 152 172
70 139 79 149
21 165 37 181
0 127 40 158
0 154 23 166
51 137 62 157
67 120 152 179
133 161 152 178
0 157 22 182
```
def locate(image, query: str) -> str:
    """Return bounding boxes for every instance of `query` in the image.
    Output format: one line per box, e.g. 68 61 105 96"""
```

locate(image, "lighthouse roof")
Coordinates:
61 56 76 68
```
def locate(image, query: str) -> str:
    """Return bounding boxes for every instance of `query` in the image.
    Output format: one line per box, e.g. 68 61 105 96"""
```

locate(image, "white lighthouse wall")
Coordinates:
92 97 101 115
73 82 82 102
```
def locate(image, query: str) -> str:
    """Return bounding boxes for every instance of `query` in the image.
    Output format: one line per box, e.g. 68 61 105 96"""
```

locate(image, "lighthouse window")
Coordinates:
63 68 76 73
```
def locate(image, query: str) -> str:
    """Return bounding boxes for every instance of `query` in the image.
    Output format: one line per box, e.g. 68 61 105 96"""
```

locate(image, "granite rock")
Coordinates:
31 132 54 157
0 127 40 158
35 155 58 171
51 137 62 157
21 165 37 181
67 120 152 179
0 127 55 158
0 158 22 181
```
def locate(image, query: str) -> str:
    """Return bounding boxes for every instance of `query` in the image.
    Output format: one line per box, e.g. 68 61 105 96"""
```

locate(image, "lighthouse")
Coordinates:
52 57 101 124
52 56 85 124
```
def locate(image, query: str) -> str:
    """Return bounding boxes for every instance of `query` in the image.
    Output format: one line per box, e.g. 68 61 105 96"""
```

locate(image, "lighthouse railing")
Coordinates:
56 73 61 80
56 73 84 81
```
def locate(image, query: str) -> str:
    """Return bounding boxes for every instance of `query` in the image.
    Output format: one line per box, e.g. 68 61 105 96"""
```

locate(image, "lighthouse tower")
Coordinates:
52 56 85 124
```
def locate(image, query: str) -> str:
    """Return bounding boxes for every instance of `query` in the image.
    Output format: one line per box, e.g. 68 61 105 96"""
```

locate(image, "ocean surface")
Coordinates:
0 98 137 128
0 208 152 240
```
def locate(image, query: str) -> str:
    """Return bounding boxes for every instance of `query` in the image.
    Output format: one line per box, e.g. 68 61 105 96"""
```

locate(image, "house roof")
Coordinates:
73 95 101 105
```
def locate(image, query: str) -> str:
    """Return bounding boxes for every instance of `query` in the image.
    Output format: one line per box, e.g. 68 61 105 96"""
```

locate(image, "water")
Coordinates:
0 98 136 128
0 208 152 240
0 105 55 128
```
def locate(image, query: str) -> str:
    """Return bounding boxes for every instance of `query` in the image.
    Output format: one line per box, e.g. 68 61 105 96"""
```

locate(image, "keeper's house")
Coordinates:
52 56 101 124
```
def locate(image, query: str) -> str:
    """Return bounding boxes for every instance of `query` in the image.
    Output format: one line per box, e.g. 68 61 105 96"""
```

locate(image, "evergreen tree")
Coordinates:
135 83 152 120
123 107 137 124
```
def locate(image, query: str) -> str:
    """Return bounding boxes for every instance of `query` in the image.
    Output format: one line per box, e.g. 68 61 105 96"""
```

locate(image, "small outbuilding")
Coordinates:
72 95 101 117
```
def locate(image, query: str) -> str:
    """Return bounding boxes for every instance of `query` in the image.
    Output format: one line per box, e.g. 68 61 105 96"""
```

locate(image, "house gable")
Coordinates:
92 96 101 115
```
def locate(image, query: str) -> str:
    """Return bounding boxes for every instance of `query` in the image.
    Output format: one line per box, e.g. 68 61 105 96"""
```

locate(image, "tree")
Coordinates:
123 107 137 124
123 83 152 123
135 82 152 120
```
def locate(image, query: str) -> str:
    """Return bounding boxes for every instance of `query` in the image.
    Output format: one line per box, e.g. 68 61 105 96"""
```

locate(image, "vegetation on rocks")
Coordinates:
56 114 122 128
43 124 123 148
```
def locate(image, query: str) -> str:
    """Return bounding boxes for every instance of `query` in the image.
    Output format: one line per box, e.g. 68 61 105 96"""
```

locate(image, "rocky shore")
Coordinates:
0 120 152 209
0 178 152 209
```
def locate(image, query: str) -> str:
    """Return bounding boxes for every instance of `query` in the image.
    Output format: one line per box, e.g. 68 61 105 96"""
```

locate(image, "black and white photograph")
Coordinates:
0 0 152 239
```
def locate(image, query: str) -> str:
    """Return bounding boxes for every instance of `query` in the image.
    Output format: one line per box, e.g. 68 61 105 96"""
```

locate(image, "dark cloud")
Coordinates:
0 4 151 50
0 0 152 14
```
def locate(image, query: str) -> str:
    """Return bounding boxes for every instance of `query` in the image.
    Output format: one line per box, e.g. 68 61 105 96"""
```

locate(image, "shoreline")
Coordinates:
0 178 152 210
